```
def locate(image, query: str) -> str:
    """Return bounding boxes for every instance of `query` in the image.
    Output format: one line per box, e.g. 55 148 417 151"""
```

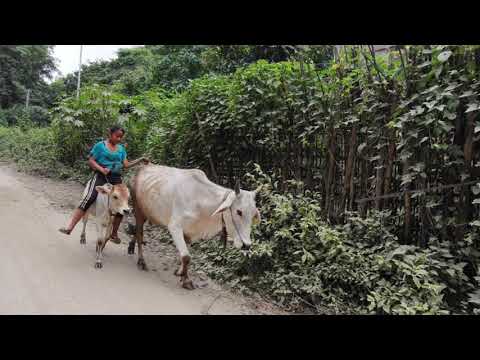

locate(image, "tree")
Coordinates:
0 45 57 109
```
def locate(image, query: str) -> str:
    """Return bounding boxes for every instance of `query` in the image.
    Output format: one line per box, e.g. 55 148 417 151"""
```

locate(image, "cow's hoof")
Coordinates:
95 262 103 269
127 242 135 255
80 236 86 245
137 258 148 271
182 279 195 290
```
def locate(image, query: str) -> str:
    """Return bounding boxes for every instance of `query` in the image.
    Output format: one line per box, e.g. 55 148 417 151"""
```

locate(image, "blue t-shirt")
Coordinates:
89 141 127 174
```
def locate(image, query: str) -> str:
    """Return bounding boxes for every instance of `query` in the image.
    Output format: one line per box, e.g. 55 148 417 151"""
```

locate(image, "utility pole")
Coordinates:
25 89 31 109
76 45 83 100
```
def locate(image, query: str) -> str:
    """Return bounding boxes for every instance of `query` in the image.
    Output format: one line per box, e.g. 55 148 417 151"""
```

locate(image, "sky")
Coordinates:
52 45 142 80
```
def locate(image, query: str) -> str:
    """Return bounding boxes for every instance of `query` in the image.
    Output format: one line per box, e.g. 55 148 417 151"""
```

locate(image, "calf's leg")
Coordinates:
95 237 105 268
80 213 88 245
95 218 112 269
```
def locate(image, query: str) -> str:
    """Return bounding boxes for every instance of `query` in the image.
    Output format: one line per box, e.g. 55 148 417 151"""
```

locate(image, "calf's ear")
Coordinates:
211 191 236 216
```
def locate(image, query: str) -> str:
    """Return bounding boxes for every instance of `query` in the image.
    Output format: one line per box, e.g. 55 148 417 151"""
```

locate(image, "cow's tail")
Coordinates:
125 171 138 236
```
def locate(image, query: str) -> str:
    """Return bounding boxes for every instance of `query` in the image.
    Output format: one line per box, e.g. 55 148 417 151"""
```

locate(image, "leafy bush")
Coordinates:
50 85 130 165
144 60 327 187
191 164 476 314
0 125 87 180
0 105 50 127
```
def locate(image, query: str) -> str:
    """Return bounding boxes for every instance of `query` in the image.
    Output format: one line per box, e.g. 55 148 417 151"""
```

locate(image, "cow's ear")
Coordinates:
253 208 261 224
253 185 262 198
211 191 236 217
96 184 112 195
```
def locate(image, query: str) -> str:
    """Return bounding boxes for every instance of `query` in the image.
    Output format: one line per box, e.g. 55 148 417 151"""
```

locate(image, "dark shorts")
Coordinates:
78 171 122 211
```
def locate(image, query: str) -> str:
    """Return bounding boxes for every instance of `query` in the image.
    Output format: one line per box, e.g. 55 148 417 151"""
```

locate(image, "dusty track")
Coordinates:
0 163 281 315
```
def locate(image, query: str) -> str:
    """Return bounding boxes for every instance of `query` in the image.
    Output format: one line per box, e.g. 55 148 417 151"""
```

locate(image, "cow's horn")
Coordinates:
234 179 241 195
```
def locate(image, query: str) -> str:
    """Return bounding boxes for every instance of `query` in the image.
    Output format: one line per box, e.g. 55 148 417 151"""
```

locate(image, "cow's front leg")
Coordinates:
134 208 147 270
168 224 194 290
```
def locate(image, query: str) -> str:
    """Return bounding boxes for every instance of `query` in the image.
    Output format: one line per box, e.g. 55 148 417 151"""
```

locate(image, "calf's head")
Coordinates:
212 180 261 250
95 183 131 216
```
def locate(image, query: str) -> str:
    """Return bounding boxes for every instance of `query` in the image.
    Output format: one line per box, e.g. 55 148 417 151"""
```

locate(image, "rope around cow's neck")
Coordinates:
220 190 245 248
102 172 113 216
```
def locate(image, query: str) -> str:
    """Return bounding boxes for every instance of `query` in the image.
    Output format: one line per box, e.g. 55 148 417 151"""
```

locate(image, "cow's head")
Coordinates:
95 183 131 216
212 180 261 250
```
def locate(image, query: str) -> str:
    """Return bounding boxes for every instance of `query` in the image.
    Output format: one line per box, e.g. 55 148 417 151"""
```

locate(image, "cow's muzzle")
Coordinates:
115 208 131 216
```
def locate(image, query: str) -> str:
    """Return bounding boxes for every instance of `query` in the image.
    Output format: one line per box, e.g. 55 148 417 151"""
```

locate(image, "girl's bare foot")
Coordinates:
110 234 121 244
59 228 72 235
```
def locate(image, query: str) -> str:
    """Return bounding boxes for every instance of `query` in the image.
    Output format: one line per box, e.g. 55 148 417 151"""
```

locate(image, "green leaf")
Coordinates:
472 199 480 205
468 294 480 306
475 125 480 134
459 90 474 98
438 121 454 132
465 103 480 113
471 220 480 227
438 51 452 63
422 85 440 94
472 184 480 195
418 61 431 69
446 269 456 277
387 245 411 260
444 83 460 92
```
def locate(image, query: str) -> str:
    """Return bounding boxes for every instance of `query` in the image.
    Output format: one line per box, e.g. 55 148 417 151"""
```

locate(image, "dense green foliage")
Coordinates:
51 85 128 165
58 45 334 96
0 126 88 181
192 165 475 314
0 45 58 125
2 44 480 314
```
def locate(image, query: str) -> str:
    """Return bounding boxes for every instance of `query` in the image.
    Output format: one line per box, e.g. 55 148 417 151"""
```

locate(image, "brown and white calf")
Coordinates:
79 182 131 268
128 165 261 289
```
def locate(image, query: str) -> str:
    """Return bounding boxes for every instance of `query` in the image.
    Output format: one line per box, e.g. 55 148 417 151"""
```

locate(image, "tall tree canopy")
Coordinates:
57 45 335 97
0 45 57 109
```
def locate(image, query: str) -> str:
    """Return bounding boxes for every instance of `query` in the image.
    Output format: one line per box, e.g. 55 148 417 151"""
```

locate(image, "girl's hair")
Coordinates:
109 125 125 135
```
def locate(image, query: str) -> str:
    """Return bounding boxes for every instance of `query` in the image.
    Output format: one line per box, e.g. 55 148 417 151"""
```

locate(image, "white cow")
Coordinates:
128 165 261 289
79 182 131 268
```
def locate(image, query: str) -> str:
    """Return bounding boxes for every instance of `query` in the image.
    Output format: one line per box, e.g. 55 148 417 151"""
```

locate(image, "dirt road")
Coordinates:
0 164 278 315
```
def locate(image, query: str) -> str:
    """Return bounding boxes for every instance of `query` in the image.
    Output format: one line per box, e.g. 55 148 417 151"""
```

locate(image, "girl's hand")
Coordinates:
101 167 111 176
